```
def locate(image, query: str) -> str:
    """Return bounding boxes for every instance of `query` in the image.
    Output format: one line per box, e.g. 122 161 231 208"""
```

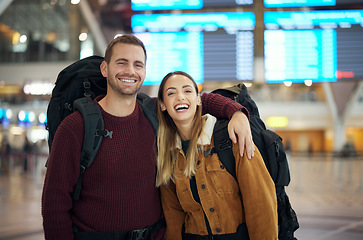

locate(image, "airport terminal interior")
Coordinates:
0 0 363 239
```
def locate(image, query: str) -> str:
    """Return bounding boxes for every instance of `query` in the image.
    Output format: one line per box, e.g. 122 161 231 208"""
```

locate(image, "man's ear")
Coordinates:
100 61 107 77
160 101 167 111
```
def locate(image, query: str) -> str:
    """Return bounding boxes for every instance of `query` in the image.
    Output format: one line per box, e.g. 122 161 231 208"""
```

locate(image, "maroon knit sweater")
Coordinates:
42 93 244 240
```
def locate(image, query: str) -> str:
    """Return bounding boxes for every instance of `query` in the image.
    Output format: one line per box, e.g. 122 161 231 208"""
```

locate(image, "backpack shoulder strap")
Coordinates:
137 92 158 133
212 119 237 180
72 96 106 200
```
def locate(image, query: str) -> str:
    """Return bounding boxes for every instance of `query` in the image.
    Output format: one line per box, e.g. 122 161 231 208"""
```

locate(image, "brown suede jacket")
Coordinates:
160 114 278 240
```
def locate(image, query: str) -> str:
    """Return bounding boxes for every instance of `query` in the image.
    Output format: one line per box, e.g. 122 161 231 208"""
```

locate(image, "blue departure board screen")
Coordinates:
132 12 255 85
134 32 204 85
264 0 363 8
131 0 202 11
131 0 253 11
264 0 335 8
264 10 363 83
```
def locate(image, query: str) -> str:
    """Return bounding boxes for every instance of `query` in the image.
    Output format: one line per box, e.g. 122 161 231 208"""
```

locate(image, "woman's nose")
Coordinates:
176 92 185 100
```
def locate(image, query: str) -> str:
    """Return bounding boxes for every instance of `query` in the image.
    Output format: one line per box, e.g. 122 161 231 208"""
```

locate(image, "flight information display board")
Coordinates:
264 0 335 8
132 12 255 85
131 0 253 11
264 10 363 83
264 0 362 8
131 0 202 10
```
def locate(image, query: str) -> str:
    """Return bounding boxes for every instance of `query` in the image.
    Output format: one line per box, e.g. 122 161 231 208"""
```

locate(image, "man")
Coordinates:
42 35 254 240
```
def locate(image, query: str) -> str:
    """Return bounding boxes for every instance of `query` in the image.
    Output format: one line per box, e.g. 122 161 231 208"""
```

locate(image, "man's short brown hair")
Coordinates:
104 34 147 64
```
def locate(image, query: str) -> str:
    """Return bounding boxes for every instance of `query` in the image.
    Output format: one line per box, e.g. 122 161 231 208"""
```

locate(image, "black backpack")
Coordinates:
46 55 158 200
211 83 299 240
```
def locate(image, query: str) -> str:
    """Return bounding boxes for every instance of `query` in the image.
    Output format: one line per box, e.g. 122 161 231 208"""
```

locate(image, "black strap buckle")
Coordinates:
129 228 149 240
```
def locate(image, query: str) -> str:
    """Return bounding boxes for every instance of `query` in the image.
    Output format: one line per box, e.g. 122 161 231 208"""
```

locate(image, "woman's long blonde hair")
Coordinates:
156 71 205 187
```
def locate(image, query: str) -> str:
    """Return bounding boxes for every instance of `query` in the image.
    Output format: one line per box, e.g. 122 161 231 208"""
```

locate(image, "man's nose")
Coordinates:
124 63 135 75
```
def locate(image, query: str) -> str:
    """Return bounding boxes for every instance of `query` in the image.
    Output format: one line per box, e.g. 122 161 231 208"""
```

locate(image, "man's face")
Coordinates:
101 43 146 97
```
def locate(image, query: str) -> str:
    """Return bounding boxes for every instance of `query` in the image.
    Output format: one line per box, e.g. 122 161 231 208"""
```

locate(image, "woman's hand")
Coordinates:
227 111 255 159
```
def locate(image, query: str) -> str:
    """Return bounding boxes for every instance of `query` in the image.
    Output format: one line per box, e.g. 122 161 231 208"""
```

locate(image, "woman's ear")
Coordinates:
197 95 202 106
160 101 167 111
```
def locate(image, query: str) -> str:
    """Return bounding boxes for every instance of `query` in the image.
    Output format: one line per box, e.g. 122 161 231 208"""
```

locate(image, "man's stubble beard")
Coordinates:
109 78 143 97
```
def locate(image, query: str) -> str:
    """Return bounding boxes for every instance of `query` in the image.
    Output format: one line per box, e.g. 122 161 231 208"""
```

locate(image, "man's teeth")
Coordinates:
120 79 136 83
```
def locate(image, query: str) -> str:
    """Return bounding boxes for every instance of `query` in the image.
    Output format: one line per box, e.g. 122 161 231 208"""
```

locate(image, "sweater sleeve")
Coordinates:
201 92 249 120
42 112 84 240
234 145 278 240
160 182 185 240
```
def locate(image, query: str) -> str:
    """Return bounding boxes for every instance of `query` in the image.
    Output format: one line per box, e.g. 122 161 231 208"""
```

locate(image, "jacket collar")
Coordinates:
176 114 217 149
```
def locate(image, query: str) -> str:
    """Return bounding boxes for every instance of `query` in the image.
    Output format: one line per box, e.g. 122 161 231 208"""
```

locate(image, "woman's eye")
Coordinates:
167 92 175 96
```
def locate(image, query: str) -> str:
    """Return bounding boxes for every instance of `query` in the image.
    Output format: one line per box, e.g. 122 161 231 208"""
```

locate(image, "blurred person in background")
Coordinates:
0 137 11 173
22 137 33 173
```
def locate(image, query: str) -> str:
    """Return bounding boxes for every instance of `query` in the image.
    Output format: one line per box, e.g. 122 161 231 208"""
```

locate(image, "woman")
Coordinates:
156 71 278 240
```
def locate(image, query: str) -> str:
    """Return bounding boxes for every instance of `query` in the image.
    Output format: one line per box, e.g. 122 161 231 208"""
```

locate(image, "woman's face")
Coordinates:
160 74 201 125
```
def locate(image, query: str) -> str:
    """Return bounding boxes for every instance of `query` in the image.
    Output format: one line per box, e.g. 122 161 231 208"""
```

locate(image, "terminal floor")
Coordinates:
0 154 363 240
